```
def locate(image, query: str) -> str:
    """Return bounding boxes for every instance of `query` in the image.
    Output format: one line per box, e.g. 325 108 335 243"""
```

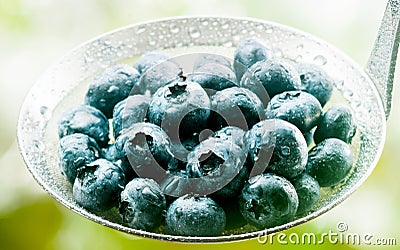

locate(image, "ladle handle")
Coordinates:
366 0 400 119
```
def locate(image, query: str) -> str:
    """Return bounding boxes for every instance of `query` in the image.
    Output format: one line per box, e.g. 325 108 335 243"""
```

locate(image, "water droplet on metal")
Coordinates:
136 26 146 34
296 44 304 51
169 23 180 33
188 26 201 38
39 106 51 120
221 22 229 29
313 55 327 66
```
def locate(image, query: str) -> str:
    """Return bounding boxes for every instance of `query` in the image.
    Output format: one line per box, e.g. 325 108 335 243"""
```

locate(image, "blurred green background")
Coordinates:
1 0 398 249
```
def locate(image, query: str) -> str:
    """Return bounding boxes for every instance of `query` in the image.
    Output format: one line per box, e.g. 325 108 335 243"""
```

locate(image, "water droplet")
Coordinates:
296 44 304 51
295 55 303 62
188 26 201 38
271 103 281 109
201 20 209 26
136 26 146 34
149 40 156 46
169 23 180 33
337 80 345 87
343 89 353 99
39 106 51 119
351 99 361 108
281 146 290 156
313 55 327 66
104 171 113 179
222 40 233 47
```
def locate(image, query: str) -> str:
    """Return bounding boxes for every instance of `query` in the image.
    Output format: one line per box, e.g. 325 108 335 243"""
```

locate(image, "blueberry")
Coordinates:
246 119 308 179
306 138 354 187
290 173 320 215
193 53 232 70
233 38 274 82
58 105 109 146
209 87 265 130
240 59 302 105
132 60 183 96
85 64 140 118
119 178 166 231
296 63 333 107
122 122 178 175
314 104 357 144
166 194 226 236
187 63 237 93
133 51 175 74
148 80 211 140
73 159 125 212
112 95 151 139
265 91 322 133
58 133 101 184
186 137 248 198
239 173 298 228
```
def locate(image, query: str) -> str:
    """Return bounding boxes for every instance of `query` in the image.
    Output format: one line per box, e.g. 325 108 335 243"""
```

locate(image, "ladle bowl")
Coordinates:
17 0 399 243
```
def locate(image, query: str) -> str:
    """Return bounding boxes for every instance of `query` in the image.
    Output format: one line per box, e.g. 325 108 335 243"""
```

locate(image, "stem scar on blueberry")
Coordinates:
166 83 187 98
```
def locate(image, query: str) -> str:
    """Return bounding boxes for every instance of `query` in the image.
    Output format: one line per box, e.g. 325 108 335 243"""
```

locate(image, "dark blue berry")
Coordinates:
234 38 274 82
85 64 140 118
314 104 357 144
148 80 210 140
112 95 151 139
296 63 333 107
132 60 182 96
306 138 354 187
58 133 101 184
240 59 302 105
73 159 125 212
122 122 178 176
166 194 226 236
290 173 320 215
265 91 322 133
246 119 308 179
186 137 248 197
209 87 265 130
119 178 166 231
193 53 232 70
187 63 237 93
239 173 298 228
133 51 175 74
58 105 109 146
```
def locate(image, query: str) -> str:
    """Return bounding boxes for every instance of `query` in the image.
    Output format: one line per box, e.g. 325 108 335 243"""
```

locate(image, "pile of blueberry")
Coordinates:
57 38 357 236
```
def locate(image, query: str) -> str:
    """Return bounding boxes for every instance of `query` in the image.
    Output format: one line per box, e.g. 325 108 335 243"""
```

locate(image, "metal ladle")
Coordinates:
17 0 399 243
